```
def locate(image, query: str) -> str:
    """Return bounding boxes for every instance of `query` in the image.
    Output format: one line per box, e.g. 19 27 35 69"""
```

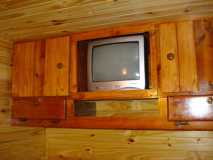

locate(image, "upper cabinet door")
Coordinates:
194 19 213 92
159 21 198 93
12 41 44 97
159 23 180 93
43 36 70 96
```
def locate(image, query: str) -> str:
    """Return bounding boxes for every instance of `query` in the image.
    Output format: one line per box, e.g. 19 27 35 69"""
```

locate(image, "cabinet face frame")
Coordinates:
70 23 159 100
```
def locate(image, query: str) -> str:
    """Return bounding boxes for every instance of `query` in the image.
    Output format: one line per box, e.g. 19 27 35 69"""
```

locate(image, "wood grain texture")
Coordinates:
12 97 66 120
0 127 46 160
159 23 180 93
0 0 213 41
46 128 213 160
74 99 160 118
12 40 43 97
194 18 213 92
0 38 11 126
44 36 70 96
177 21 198 92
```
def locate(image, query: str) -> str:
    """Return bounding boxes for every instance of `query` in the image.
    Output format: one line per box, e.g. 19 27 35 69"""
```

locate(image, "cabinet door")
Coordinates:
159 21 198 93
159 23 180 93
194 19 213 92
12 41 44 97
43 36 70 96
169 96 213 121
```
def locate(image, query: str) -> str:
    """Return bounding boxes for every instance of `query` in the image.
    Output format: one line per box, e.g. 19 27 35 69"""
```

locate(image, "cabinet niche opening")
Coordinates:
77 33 151 92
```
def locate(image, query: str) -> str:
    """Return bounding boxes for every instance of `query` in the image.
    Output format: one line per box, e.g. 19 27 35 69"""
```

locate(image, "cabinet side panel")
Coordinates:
159 23 180 93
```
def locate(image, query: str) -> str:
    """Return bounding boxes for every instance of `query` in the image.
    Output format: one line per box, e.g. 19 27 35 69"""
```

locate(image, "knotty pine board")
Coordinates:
0 0 213 40
0 38 11 125
46 128 213 160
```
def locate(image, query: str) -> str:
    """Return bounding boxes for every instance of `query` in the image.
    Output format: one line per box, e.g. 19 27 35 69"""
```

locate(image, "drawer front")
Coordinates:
169 96 213 121
12 97 66 120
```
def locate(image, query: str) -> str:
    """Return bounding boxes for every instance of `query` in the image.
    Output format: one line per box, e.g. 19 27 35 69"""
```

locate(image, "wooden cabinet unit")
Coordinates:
11 18 213 130
12 36 70 97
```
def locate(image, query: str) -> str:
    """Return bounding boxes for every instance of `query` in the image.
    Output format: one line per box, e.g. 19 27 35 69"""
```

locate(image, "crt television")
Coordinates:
87 34 148 91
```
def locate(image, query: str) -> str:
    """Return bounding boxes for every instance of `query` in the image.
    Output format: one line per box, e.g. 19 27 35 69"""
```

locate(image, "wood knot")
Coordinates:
128 137 135 143
90 134 95 137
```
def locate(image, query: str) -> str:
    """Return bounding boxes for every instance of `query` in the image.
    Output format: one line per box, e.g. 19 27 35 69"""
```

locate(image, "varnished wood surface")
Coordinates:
177 21 198 92
159 23 180 93
12 97 66 120
169 96 213 121
12 40 44 97
71 90 158 100
194 18 213 92
44 36 70 96
0 0 213 41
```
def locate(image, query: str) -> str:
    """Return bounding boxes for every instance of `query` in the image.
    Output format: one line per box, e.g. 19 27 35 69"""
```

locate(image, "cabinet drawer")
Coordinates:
12 97 66 120
169 96 213 121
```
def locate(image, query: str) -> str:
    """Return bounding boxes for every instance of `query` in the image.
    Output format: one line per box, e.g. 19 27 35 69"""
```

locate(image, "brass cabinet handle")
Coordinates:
167 52 175 61
57 62 64 69
207 97 213 104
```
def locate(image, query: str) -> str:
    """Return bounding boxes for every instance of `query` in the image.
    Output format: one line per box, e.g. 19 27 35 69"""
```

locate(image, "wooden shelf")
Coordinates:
70 89 158 100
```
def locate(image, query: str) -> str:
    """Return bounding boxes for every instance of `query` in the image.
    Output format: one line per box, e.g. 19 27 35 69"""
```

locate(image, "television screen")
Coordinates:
92 42 140 82
88 34 146 91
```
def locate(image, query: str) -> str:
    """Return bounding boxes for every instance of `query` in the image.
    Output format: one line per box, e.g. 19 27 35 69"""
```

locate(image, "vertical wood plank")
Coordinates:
194 19 213 92
12 41 42 97
159 23 180 93
44 36 70 96
70 38 78 93
34 40 45 96
177 21 198 92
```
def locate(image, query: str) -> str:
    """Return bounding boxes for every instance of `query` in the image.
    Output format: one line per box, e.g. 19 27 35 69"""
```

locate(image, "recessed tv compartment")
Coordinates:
77 33 150 92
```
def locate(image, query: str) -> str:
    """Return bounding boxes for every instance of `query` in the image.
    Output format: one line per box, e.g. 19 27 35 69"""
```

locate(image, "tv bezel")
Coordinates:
87 35 146 91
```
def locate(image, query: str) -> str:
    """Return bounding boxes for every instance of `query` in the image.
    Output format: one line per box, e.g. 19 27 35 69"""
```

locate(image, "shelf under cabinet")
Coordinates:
70 89 158 100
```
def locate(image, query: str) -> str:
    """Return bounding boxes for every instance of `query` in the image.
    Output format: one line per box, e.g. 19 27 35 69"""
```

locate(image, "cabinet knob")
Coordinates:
57 63 64 69
207 97 213 104
167 53 175 61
